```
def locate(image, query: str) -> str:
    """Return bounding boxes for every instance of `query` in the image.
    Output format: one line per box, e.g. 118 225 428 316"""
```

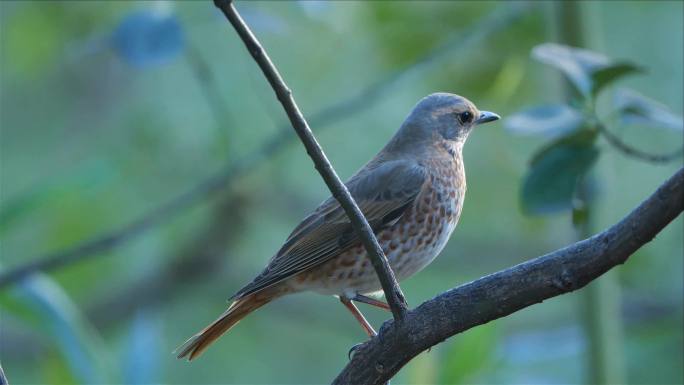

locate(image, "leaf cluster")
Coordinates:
506 43 683 215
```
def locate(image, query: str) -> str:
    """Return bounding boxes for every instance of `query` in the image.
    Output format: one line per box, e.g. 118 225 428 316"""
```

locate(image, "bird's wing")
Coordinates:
232 159 426 300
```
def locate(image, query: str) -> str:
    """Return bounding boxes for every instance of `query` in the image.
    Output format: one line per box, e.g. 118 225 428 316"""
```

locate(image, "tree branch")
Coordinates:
598 123 683 163
333 167 684 385
86 191 249 327
185 42 232 147
213 0 409 320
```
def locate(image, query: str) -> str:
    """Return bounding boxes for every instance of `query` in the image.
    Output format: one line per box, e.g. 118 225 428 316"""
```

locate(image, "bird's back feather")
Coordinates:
231 159 427 300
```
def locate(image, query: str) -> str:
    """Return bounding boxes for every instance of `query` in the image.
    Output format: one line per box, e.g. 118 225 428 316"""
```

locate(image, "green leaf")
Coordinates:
522 130 600 215
591 63 643 96
614 88 683 132
532 43 641 98
505 104 584 138
530 128 598 165
532 43 610 97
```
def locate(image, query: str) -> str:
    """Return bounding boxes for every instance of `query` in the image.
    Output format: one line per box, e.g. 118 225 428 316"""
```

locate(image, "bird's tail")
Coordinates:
175 289 279 361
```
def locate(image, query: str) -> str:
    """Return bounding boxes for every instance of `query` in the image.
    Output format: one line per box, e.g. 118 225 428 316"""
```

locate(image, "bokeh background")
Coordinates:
1 1 682 384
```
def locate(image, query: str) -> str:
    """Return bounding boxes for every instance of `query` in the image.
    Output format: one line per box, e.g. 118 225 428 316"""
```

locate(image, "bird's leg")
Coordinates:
352 293 391 311
340 296 377 337
341 296 376 361
341 299 393 385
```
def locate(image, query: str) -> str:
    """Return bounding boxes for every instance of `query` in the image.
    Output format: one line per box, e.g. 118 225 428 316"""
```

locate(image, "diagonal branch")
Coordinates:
185 42 232 146
213 0 408 321
86 191 249 327
0 2 524 290
333 167 684 385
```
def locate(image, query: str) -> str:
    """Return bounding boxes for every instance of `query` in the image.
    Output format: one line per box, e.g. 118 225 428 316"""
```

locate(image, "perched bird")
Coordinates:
177 92 500 360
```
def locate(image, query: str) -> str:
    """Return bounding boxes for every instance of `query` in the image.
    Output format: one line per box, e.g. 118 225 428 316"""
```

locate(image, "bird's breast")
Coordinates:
385 158 465 279
291 157 466 296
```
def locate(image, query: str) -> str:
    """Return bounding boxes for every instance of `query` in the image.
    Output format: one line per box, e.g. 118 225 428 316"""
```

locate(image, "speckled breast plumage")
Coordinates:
290 152 466 296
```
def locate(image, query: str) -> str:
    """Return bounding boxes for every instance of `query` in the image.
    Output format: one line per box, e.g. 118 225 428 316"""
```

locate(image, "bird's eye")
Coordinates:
458 111 472 124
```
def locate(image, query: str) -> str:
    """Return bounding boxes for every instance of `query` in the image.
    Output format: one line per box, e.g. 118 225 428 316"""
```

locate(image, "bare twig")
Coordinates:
333 167 684 385
598 123 683 163
185 42 232 146
213 0 409 320
87 192 249 326
0 3 525 289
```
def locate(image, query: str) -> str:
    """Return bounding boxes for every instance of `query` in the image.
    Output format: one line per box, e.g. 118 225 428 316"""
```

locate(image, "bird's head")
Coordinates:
386 93 499 154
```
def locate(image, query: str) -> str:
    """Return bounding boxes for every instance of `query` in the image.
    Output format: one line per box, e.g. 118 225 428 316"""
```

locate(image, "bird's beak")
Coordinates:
475 111 500 125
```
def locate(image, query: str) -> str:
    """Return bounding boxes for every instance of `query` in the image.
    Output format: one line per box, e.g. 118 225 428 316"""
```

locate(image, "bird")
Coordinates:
176 92 500 360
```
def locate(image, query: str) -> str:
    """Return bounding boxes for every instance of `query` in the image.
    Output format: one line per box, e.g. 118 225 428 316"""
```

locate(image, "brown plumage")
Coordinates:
176 93 500 360
175 286 284 360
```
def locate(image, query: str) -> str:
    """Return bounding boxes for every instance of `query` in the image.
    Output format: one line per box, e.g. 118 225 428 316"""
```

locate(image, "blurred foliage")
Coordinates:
439 322 500 384
111 7 184 68
0 273 110 383
0 1 682 384
521 127 599 214
508 28 683 385
507 43 682 216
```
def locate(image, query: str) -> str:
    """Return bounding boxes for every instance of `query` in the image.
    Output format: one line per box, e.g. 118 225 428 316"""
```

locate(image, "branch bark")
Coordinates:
213 0 409 320
332 167 683 385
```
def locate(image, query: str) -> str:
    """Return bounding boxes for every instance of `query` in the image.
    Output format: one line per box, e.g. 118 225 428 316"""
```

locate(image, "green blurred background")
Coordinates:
1 1 682 384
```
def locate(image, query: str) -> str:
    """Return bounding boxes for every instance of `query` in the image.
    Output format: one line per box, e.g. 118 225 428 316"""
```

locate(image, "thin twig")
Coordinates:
213 0 408 321
598 123 683 163
185 43 228 126
334 167 684 385
0 3 525 289
185 42 232 147
87 192 249 326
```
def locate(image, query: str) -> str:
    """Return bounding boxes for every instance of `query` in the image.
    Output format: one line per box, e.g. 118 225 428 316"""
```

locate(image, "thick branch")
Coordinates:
0 3 524 290
213 0 409 320
333 167 684 385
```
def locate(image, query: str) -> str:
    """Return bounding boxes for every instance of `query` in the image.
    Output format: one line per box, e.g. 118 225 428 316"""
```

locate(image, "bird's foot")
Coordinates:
348 342 366 360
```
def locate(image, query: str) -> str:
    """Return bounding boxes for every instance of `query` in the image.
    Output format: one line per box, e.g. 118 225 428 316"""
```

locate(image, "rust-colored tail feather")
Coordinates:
176 292 274 361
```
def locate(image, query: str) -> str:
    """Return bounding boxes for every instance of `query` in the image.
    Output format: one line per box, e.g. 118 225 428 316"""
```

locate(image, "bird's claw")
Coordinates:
348 342 365 360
